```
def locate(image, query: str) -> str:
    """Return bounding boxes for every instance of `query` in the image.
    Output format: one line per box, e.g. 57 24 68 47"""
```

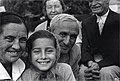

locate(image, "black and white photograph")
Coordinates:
0 0 120 81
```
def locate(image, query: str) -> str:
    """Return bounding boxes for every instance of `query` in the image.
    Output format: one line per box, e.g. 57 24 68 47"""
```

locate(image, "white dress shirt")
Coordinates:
96 10 109 34
0 6 6 12
0 59 25 81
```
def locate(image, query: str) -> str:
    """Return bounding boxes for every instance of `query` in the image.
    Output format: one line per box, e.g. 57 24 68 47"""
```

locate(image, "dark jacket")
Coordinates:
81 10 120 68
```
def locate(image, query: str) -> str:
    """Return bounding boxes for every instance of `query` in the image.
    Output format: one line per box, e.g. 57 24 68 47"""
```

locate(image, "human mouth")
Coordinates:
91 5 101 10
50 14 56 18
7 51 20 57
7 51 17 54
37 60 51 65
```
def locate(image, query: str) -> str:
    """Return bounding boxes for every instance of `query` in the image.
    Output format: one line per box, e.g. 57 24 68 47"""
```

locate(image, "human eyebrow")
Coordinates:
19 37 27 43
32 48 41 53
4 35 15 42
59 32 68 37
54 5 60 8
46 5 52 9
46 47 55 52
70 34 77 38
32 48 40 51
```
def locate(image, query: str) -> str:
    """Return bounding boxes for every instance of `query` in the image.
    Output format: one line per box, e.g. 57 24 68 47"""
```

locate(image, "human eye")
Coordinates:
19 37 27 43
32 49 41 54
55 5 60 8
59 32 67 38
46 48 55 54
70 34 77 40
4 36 15 42
46 5 52 9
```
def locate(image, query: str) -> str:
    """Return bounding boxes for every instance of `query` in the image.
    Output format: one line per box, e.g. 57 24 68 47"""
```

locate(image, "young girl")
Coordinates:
18 30 76 81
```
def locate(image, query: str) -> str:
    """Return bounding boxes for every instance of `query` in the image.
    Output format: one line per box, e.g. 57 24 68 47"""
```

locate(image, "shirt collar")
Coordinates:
0 59 25 81
0 6 6 12
96 10 109 23
29 64 59 81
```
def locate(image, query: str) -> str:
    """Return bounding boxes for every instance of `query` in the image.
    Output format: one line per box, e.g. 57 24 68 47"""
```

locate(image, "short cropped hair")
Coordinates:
0 12 28 35
49 13 80 33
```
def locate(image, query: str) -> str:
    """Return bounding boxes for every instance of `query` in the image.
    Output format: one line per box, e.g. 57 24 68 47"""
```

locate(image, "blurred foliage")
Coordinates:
1 0 91 32
2 0 91 17
2 0 43 17
66 0 91 14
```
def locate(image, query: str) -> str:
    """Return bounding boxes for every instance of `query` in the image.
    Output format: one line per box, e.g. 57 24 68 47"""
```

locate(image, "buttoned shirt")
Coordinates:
0 59 25 81
96 10 109 34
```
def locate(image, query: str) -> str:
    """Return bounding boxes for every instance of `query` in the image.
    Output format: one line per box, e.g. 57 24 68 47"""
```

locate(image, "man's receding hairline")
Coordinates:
53 20 79 30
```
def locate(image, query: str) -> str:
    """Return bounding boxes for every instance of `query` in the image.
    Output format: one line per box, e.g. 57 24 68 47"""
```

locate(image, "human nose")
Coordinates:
51 7 56 12
12 39 20 50
63 36 70 45
41 50 46 59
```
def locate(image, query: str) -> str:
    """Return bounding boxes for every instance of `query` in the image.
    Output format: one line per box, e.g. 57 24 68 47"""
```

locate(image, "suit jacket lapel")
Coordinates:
100 10 113 36
86 15 100 40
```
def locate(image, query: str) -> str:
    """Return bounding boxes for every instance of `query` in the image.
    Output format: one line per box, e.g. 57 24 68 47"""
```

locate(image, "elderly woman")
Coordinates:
18 30 76 81
0 12 28 81
33 0 82 46
34 0 66 31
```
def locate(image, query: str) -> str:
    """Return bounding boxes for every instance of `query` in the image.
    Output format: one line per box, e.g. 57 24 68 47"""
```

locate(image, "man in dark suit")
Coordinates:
81 0 120 81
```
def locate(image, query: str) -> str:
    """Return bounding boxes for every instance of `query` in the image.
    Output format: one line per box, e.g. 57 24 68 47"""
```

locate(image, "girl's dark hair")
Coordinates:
27 30 56 51
27 30 60 63
0 12 28 35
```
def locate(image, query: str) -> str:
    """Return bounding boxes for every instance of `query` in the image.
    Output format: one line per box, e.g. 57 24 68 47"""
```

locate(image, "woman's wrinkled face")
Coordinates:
31 38 56 71
0 23 27 64
46 0 63 20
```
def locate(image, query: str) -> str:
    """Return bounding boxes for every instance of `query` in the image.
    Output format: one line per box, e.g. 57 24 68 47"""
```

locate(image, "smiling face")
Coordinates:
0 23 27 64
46 0 63 20
88 0 110 16
53 21 79 54
31 38 56 71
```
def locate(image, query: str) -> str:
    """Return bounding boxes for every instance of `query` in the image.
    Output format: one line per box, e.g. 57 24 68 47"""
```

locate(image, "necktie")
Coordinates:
97 16 104 34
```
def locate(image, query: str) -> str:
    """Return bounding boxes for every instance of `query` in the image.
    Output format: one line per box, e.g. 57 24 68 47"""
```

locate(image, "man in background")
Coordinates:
81 0 120 81
50 14 81 81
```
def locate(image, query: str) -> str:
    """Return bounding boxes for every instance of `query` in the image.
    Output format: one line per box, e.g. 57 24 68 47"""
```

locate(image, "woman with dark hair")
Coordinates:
18 30 76 81
0 12 28 81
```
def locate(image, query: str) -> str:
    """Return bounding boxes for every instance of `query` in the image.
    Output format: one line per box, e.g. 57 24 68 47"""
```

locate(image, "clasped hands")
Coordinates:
84 61 100 81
